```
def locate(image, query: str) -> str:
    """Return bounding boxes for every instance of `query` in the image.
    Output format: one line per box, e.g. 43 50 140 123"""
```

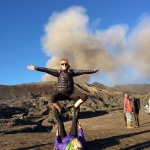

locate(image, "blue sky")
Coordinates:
0 0 150 86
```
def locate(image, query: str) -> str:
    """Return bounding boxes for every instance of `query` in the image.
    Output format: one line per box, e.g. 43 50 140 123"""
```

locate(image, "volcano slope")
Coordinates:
0 81 150 149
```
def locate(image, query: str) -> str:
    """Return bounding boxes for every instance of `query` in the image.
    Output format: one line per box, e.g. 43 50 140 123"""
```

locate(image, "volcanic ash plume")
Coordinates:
129 15 150 82
41 6 121 84
41 6 150 86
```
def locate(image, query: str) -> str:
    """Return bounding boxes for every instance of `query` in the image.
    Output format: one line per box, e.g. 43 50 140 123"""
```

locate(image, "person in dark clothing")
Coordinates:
27 59 99 114
54 107 86 150
132 98 140 127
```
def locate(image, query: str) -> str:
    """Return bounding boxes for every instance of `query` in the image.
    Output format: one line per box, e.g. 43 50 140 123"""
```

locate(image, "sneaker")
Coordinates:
59 107 66 115
127 126 134 129
68 106 80 117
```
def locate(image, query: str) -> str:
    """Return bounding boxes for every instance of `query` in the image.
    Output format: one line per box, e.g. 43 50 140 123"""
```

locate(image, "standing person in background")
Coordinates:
145 98 150 115
123 93 134 129
132 97 140 127
27 59 99 115
123 94 127 127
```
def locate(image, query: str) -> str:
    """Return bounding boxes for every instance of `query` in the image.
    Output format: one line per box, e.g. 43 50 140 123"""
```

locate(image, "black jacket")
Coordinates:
35 67 95 93
133 98 140 113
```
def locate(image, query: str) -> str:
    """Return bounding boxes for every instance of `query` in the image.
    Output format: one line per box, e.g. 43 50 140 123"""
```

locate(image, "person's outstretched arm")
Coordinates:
73 68 99 76
27 65 60 77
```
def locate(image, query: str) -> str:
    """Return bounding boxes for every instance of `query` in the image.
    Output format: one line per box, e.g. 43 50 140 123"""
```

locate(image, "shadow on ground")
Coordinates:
62 110 109 121
86 130 150 150
13 142 53 150
1 110 108 134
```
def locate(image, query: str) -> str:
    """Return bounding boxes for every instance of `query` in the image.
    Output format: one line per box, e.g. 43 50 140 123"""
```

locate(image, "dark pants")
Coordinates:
54 107 79 138
124 113 127 126
51 91 88 103
133 112 139 126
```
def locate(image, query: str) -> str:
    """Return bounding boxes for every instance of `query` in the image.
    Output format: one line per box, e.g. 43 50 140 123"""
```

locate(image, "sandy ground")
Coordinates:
0 110 150 150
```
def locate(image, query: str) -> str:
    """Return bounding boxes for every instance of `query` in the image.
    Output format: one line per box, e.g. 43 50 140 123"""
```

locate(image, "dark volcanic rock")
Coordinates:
0 81 149 133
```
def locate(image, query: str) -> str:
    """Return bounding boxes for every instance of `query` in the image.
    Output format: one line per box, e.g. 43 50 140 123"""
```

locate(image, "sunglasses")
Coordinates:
61 63 68 66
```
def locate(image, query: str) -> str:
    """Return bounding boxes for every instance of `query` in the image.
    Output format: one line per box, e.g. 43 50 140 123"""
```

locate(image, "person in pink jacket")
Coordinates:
123 93 134 128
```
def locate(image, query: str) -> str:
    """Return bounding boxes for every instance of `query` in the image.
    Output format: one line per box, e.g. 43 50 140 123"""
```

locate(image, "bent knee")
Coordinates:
81 94 88 102
51 94 58 103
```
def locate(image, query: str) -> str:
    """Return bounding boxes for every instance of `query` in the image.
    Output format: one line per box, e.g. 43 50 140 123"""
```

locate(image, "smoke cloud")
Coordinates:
41 6 150 86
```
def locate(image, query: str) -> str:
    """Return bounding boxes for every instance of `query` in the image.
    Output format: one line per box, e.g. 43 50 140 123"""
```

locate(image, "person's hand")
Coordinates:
56 129 58 136
93 68 99 73
27 65 35 70
77 121 82 128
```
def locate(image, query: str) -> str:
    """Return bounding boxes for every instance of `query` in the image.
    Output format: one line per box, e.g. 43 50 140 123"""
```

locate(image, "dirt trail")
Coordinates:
0 110 149 150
